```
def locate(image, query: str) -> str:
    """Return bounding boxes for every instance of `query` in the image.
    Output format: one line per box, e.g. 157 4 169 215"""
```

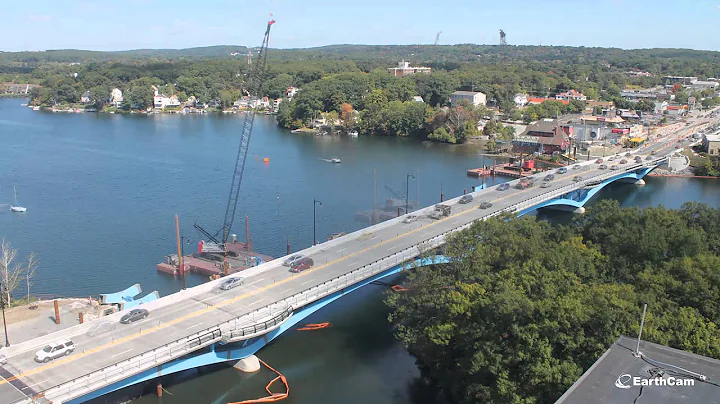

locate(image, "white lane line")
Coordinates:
187 322 204 330
336 248 347 253
421 232 433 237
300 279 315 286
248 279 264 285
248 299 263 306
387 246 397 251
21 380 47 390
280 288 293 294
111 349 133 358
198 296 215 303
349 261 361 266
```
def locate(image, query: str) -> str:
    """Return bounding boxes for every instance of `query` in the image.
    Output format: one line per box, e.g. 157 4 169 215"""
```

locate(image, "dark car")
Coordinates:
120 309 149 324
478 201 492 209
645 155 653 160
625 153 632 157
619 159 628 164
290 257 314 273
497 183 510 191
459 194 473 204
599 164 608 170
557 167 568 174
573 176 583 182
544 174 555 181
634 156 643 163
219 277 244 291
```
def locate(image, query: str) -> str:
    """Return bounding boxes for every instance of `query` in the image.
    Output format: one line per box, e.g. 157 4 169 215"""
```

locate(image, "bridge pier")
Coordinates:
233 354 261 373
619 178 645 185
542 205 586 214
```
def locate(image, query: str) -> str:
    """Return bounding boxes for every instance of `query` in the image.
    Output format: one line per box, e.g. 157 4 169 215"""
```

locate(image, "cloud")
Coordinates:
28 14 52 22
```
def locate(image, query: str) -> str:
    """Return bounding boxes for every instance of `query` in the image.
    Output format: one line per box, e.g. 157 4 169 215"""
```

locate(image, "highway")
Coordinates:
0 117 711 403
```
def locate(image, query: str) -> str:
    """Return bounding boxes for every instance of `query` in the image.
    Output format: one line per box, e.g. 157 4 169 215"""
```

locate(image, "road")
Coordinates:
0 117 710 403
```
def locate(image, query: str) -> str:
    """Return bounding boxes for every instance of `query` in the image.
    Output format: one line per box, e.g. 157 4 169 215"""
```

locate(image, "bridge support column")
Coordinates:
542 205 586 214
619 178 645 185
234 355 261 373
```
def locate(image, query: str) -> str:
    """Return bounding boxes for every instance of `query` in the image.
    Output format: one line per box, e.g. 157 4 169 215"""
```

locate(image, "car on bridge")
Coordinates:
573 176 583 182
120 309 149 324
402 215 418 224
219 277 244 291
557 167 568 174
497 183 510 191
541 182 551 188
651 150 657 155
573 165 582 170
478 201 492 209
608 156 615 161
595 159 603 164
620 159 628 164
544 174 555 181
35 339 75 363
625 153 632 157
675 144 682 149
283 254 305 267
599 164 608 170
459 194 473 204
645 156 654 160
634 156 643 163
290 257 314 273
610 165 619 170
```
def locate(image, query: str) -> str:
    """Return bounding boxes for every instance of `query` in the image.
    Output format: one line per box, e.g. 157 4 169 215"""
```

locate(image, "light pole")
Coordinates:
313 199 322 245
0 281 9 347
406 174 415 214
180 236 190 290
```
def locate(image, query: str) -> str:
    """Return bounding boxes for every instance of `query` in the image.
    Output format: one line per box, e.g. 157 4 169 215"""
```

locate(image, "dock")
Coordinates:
157 241 274 277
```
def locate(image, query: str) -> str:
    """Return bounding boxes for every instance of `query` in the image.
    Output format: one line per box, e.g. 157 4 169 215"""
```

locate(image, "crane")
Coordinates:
194 16 276 252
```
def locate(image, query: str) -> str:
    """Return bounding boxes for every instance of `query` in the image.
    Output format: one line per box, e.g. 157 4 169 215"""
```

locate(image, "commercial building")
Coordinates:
703 133 720 156
555 89 587 101
513 119 571 155
663 76 698 85
449 91 487 107
689 80 719 91
387 60 431 78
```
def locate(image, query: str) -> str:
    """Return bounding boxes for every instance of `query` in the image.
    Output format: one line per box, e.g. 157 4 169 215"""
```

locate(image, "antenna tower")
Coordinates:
499 29 507 46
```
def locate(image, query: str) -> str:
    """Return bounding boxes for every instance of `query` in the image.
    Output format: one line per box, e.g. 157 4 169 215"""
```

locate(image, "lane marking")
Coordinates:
280 288 293 294
187 323 204 330
248 299 263 306
22 380 46 389
336 248 347 253
349 261 361 266
0 151 688 386
111 349 133 359
248 279 264 286
300 279 315 286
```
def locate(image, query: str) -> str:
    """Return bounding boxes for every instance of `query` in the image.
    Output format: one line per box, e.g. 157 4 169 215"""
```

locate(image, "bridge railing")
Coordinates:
222 306 293 341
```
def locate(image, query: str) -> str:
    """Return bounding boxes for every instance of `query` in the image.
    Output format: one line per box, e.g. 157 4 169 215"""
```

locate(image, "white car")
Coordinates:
402 215 418 224
283 254 305 267
35 339 75 363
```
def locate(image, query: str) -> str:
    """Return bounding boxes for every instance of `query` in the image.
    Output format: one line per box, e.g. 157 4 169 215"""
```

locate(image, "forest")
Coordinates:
386 200 720 403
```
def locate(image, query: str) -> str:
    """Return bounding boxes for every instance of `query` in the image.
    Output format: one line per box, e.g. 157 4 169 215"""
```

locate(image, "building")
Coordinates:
412 96 424 103
557 335 720 404
449 91 487 107
654 101 669 114
1 83 40 94
555 89 587 101
663 76 698 85
527 97 569 106
514 93 528 108
286 87 298 99
80 91 91 104
273 98 282 110
110 88 123 107
387 60 431 78
167 95 181 108
513 119 571 155
689 80 719 91
666 105 688 116
626 70 653 77
703 133 720 156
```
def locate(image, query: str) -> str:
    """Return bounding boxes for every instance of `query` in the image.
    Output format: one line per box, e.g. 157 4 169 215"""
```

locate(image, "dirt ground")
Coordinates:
5 298 98 325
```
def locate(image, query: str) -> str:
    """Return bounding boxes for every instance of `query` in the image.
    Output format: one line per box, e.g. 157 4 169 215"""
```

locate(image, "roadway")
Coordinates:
0 117 710 403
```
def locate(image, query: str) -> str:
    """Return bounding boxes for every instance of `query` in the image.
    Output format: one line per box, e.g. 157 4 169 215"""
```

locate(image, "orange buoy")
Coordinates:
296 322 331 331
263 157 270 163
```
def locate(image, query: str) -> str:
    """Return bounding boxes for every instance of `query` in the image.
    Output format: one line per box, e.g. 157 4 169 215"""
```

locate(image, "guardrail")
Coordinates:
25 155 671 404
221 307 293 342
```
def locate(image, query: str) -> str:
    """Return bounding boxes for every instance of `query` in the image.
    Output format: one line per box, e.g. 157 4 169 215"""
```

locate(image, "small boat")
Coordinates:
348 131 358 138
31 106 40 111
10 186 26 212
330 157 341 164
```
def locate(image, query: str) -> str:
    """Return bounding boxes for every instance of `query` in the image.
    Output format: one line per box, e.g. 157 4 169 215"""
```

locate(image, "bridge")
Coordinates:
0 121 708 404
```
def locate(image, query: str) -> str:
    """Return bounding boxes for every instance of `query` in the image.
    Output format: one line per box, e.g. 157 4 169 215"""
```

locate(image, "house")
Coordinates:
387 60 431 77
689 80 719 91
449 91 487 107
412 96 424 103
110 88 123 107
703 133 720 156
514 94 528 108
555 89 587 101
665 105 688 116
167 95 181 108
513 119 572 155
617 109 641 120
585 100 613 114
273 98 282 110
80 91 91 104
527 97 569 106
286 87 298 99
185 96 197 107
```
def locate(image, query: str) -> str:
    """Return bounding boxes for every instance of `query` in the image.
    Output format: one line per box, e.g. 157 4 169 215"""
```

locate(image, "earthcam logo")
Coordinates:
615 373 695 388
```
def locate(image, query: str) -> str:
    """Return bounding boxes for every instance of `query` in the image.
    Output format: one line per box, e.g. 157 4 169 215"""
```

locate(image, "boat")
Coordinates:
10 186 26 212
348 131 358 138
330 157 341 164
31 106 40 111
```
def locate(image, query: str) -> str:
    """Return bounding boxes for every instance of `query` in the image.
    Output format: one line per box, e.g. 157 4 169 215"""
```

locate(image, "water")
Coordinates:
1 98 718 403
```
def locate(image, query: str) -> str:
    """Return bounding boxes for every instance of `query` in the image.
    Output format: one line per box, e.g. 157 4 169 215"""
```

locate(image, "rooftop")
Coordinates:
557 335 720 404
705 134 720 142
451 91 484 96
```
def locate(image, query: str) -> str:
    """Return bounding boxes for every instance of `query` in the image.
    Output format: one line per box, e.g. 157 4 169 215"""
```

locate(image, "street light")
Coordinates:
313 199 322 245
180 236 190 290
0 281 9 347
406 174 415 214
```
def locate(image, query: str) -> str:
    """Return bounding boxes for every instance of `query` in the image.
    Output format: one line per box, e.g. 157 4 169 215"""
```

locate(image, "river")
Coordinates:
0 98 718 403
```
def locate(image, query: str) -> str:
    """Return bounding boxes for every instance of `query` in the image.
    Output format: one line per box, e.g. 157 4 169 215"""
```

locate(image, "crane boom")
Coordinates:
195 17 275 249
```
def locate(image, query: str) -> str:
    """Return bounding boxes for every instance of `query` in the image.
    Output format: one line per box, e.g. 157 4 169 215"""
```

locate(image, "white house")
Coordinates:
80 91 91 104
449 91 487 107
273 98 282 109
412 96 424 103
110 88 123 107
286 87 298 99
555 89 587 101
514 93 528 108
167 95 180 108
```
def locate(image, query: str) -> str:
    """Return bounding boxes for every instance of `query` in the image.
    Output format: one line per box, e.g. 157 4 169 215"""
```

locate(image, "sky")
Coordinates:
2 0 720 52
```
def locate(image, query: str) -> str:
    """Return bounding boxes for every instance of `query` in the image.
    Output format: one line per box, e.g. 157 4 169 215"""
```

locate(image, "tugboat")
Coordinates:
330 156 341 164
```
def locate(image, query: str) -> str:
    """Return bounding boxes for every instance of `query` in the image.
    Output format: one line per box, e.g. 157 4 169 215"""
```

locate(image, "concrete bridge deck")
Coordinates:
0 119 709 404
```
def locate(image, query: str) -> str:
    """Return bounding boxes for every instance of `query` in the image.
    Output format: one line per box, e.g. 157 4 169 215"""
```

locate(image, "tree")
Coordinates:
485 138 497 152
340 102 355 132
427 127 456 143
89 85 110 109
675 89 689 104
0 240 37 305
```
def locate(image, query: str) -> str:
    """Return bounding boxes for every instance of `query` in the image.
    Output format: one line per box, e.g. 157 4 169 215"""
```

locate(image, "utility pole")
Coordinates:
0 281 9 347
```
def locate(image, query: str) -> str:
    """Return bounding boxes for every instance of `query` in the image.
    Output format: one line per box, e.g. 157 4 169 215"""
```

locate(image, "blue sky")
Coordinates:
3 0 720 52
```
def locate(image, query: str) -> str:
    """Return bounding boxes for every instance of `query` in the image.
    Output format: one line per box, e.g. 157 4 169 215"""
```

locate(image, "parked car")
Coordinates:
497 183 510 191
478 201 492 209
620 159 628 164
610 165 619 170
290 257 314 273
219 277 244 291
459 194 473 204
595 158 603 163
120 308 149 324
557 167 568 174
599 164 608 170
283 254 305 267
35 339 75 363
573 176 583 182
541 182 552 188
544 174 555 181
402 215 418 224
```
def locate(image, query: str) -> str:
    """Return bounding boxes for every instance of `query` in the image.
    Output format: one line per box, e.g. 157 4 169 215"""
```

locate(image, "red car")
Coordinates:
290 257 314 273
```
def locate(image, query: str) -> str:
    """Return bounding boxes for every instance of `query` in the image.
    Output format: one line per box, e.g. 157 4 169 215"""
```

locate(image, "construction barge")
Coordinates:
467 159 545 179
